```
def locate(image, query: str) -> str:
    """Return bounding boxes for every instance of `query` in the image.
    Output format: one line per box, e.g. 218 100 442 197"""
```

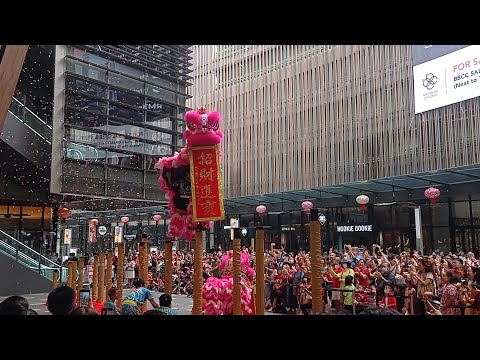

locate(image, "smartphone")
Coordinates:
101 307 116 315
78 289 91 307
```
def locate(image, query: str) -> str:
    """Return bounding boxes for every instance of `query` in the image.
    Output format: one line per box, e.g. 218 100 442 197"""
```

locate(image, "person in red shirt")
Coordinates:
378 283 397 310
329 258 344 310
354 284 368 304
354 259 371 287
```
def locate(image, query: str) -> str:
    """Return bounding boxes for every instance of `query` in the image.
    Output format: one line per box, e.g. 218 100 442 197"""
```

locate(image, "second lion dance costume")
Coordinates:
202 251 255 315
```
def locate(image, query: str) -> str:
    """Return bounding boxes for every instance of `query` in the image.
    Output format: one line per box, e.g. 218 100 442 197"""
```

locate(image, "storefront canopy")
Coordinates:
224 164 480 214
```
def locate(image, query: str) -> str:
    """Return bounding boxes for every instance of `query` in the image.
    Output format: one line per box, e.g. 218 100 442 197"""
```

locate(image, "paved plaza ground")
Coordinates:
0 289 194 315
0 290 282 315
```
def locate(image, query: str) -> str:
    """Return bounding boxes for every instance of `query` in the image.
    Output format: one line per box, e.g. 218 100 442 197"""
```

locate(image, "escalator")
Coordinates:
0 229 68 296
0 95 51 171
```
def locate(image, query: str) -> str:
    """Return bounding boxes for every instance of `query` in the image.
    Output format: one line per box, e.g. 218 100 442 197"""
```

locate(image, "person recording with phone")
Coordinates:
328 258 355 311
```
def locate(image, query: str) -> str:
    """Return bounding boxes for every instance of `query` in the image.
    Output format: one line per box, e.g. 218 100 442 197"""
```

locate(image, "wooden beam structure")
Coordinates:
0 45 28 132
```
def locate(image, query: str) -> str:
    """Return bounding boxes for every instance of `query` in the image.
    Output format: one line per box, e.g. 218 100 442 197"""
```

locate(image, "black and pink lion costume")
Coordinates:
157 106 256 315
156 106 223 240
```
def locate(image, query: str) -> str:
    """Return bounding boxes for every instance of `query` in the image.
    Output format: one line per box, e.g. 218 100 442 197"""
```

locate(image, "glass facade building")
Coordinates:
51 45 192 201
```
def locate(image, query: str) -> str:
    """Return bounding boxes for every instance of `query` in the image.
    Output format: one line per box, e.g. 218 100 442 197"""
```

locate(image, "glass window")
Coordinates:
66 58 107 82
145 128 172 144
472 201 480 223
66 127 106 145
176 119 184 132
146 155 161 170
108 119 145 138
65 94 106 114
109 60 144 79
431 202 449 226
177 136 185 147
146 113 174 129
108 73 144 94
109 103 144 123
106 150 144 169
145 84 176 102
65 109 107 128
144 143 173 156
454 201 470 227
66 76 106 98
64 141 107 162
103 133 145 155
144 72 177 91
67 47 110 68
109 89 144 109
432 227 450 254
144 99 176 117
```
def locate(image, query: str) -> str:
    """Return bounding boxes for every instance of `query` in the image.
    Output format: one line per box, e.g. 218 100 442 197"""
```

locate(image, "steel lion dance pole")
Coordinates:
157 106 225 315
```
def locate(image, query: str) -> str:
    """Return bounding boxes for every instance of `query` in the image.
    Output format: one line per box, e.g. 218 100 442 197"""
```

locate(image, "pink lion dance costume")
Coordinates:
156 106 223 239
202 251 256 315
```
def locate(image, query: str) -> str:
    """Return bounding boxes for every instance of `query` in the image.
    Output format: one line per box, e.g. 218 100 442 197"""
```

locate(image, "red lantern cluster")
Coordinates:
153 214 162 224
424 187 440 205
356 195 370 209
256 205 267 219
301 201 313 215
57 207 71 224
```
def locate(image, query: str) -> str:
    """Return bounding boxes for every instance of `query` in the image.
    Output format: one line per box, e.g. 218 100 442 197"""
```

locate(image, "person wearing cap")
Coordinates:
328 257 355 310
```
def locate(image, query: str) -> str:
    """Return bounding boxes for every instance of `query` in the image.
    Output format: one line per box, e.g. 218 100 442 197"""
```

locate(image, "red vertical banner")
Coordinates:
189 145 225 222
88 220 97 243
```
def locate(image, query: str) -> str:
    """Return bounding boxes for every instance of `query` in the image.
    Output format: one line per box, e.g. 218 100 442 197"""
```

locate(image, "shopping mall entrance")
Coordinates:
0 204 52 253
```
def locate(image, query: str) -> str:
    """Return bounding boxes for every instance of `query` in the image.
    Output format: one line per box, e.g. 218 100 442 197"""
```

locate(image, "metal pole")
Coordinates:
233 228 242 315
255 227 265 315
155 222 158 246
192 231 203 315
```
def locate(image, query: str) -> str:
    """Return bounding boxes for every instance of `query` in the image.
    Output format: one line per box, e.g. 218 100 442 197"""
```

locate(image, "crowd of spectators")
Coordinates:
3 243 480 315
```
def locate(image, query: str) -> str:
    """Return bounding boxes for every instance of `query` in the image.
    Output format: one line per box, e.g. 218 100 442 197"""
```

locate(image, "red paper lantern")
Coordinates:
90 218 98 225
356 195 370 209
121 216 129 224
256 205 267 219
424 187 440 205
57 207 71 224
301 200 313 215
153 214 162 224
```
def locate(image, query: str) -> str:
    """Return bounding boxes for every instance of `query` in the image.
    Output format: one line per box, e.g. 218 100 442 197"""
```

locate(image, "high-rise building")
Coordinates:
189 45 480 255
51 45 192 202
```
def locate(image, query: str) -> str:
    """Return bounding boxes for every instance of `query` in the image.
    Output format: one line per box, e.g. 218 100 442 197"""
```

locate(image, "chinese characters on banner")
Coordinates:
88 219 97 243
189 146 225 222
64 228 72 245
114 226 123 243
